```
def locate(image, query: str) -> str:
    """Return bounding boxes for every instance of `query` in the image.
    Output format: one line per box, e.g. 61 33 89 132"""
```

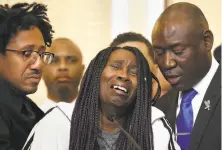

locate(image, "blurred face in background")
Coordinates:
42 39 84 102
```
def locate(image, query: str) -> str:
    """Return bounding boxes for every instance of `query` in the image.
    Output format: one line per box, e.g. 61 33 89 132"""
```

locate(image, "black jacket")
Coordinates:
0 78 44 150
155 66 221 150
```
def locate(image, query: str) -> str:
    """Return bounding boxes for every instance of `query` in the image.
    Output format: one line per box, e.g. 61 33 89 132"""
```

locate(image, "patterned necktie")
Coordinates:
176 89 197 150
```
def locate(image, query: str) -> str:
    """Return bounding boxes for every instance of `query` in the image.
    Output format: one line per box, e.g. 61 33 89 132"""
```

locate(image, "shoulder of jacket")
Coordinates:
151 106 165 123
0 102 12 128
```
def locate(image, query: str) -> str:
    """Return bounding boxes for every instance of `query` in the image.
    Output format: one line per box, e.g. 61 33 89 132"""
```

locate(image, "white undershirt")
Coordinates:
40 98 76 113
40 98 57 113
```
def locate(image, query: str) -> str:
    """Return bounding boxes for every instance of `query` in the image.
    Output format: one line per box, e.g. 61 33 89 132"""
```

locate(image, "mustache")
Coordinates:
163 70 171 76
163 70 180 77
26 70 41 77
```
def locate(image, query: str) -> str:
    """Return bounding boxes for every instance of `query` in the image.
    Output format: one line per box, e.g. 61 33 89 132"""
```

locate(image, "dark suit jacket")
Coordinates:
155 66 221 150
0 78 44 150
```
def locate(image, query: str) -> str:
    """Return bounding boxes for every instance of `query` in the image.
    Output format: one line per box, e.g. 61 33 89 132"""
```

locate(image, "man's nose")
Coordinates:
163 51 177 70
58 60 68 72
29 55 42 71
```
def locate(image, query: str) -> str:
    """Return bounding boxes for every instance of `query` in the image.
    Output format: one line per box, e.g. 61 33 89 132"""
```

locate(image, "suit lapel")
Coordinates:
189 66 221 150
166 89 178 131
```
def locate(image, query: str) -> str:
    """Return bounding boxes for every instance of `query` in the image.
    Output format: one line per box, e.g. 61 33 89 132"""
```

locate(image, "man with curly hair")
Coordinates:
0 2 54 149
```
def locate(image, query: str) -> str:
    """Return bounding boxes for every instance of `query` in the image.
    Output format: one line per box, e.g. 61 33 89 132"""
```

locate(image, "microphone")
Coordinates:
108 116 142 150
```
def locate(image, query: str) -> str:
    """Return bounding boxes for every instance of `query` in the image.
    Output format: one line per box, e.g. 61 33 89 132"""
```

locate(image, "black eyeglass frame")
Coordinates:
5 49 54 64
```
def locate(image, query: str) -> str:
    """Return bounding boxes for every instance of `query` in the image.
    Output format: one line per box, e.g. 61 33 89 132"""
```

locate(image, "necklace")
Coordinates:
97 128 120 150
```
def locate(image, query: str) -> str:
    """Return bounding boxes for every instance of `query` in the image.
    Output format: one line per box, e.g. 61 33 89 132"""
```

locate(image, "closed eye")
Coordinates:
129 66 137 76
21 50 33 58
110 64 121 69
51 57 59 64
173 49 184 55
129 70 137 76
172 45 185 55
154 48 165 56
66 57 78 63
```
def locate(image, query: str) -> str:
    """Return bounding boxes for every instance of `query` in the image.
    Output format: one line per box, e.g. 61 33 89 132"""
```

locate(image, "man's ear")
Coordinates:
203 30 214 52
80 64 85 77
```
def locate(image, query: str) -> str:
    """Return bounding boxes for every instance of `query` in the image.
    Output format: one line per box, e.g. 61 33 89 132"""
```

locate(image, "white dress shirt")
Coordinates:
40 98 76 113
176 57 219 126
23 105 180 150
40 98 57 113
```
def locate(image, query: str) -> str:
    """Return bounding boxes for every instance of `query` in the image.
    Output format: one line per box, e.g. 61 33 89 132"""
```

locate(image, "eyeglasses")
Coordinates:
5 49 54 65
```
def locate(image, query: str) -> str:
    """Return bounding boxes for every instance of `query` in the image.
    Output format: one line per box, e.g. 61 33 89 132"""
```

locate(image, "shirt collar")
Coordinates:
0 78 29 112
178 56 219 99
44 98 57 105
193 56 219 95
46 98 76 105
57 100 76 120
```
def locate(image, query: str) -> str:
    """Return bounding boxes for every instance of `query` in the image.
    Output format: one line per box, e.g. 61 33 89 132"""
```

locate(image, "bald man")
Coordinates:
41 38 85 112
152 2 220 150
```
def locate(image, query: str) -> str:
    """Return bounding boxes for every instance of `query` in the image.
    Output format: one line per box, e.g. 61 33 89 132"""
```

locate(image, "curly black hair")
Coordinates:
0 2 53 54
69 46 161 150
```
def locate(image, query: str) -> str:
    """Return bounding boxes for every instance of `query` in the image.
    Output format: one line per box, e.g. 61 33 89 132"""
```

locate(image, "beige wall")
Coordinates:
166 0 221 51
129 0 149 37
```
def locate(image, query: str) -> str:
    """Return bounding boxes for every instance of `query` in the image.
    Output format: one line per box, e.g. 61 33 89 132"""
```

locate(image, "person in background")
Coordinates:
152 2 221 150
23 46 180 150
110 32 171 98
0 2 54 149
41 38 85 112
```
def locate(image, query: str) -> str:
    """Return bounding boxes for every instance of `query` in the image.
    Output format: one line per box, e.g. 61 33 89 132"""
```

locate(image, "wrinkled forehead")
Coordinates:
106 49 136 65
117 42 148 55
118 42 154 66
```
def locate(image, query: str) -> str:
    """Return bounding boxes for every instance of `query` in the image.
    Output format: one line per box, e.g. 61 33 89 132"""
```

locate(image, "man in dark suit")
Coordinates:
0 3 54 150
152 2 220 150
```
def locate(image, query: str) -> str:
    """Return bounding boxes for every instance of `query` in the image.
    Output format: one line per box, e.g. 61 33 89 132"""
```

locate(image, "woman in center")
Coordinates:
69 46 179 150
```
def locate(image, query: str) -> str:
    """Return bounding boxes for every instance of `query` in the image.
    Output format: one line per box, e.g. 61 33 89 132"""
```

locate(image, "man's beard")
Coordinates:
57 86 73 102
